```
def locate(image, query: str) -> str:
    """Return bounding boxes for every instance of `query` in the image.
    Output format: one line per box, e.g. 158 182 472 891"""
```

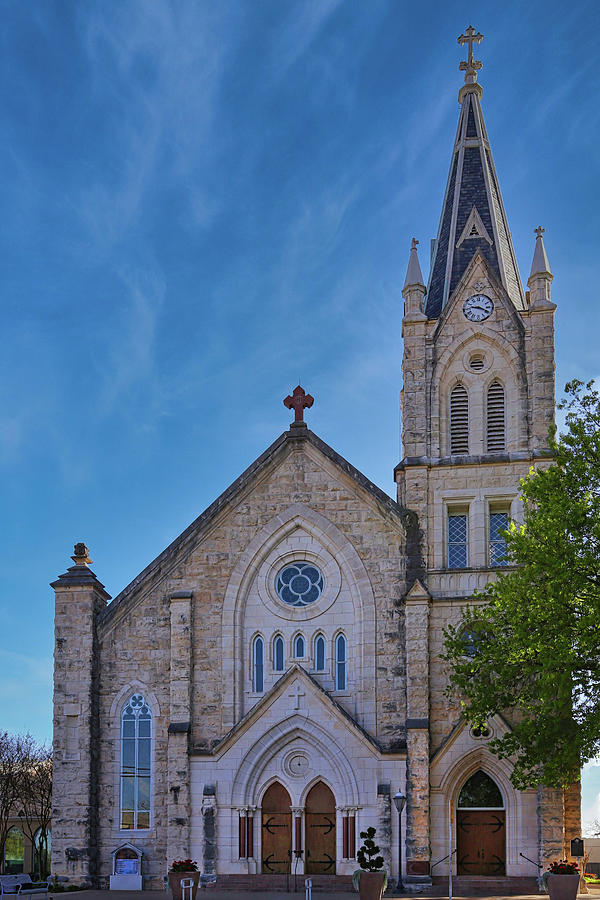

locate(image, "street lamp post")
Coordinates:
393 791 406 894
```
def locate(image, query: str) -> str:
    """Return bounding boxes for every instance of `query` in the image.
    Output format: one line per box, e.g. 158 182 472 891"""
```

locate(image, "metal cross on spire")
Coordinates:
284 385 314 423
458 25 483 81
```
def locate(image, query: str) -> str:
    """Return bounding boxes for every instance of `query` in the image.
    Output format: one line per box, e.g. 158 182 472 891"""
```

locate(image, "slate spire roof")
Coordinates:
425 29 526 318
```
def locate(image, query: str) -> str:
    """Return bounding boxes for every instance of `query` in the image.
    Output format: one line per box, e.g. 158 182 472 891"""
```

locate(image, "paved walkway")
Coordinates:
49 890 558 900
47 882 600 900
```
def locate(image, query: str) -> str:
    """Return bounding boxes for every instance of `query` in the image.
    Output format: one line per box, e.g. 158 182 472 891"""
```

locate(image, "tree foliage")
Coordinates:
443 380 600 790
0 733 52 876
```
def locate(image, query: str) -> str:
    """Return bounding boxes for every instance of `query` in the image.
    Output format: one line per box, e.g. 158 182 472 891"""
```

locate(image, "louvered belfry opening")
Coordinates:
487 380 505 451
450 384 469 454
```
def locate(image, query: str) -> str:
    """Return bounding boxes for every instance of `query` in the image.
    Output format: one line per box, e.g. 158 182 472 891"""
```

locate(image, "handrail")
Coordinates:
431 849 457 869
519 852 542 870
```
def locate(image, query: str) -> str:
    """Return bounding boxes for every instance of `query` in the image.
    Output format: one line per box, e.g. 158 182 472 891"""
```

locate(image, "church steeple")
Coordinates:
425 27 526 318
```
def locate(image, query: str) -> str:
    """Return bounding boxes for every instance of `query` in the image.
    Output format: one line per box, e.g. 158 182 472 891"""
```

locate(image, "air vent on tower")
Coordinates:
470 354 485 371
487 381 505 451
450 384 469 454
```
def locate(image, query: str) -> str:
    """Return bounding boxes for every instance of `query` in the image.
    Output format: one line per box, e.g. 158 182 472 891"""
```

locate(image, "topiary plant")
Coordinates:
353 828 388 893
357 827 384 871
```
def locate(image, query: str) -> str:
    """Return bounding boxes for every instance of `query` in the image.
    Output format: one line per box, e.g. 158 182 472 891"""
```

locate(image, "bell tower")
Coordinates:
396 26 563 882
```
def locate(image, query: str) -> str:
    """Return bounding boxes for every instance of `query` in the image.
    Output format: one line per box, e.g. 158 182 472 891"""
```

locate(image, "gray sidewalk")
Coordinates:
49 890 554 900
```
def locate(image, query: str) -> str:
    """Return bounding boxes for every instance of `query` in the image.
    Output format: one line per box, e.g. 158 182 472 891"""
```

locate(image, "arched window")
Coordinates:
120 694 152 830
4 827 24 874
314 634 326 671
294 634 305 658
450 383 469 454
458 770 504 808
335 634 347 690
253 636 264 692
487 381 505 451
273 635 284 672
33 828 51 879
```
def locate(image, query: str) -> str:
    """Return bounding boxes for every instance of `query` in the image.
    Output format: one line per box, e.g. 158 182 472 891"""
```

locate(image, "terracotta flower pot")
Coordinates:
358 871 386 900
168 870 200 900
546 873 581 900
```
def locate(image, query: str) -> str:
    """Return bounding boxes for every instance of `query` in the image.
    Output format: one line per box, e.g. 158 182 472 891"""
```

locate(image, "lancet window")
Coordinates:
253 636 264 692
335 634 347 690
120 694 151 830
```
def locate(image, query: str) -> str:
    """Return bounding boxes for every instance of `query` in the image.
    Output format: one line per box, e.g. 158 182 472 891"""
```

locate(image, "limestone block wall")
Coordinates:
60 433 412 887
94 594 171 888
51 560 108 886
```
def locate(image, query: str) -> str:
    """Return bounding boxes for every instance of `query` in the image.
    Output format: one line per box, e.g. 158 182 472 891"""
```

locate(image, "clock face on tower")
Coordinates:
463 294 493 322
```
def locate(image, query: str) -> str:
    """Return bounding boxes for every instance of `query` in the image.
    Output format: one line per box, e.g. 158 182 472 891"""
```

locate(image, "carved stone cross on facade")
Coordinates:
288 683 305 709
458 25 483 77
284 385 314 423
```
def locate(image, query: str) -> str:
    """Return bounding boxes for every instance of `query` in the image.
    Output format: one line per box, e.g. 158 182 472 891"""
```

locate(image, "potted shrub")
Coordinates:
352 827 388 900
542 859 580 900
168 859 200 900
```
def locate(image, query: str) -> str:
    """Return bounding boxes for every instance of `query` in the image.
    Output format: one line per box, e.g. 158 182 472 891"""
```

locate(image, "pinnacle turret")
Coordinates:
402 238 426 320
425 28 526 318
528 226 554 307
529 226 552 278
403 238 425 291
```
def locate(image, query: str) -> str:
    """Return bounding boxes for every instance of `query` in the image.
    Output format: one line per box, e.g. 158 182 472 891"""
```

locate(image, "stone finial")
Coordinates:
284 385 314 423
403 239 425 291
71 542 92 566
529 226 552 278
458 25 483 83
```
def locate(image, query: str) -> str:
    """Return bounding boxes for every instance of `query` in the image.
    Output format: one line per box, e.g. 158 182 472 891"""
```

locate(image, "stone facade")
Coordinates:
51 42 579 892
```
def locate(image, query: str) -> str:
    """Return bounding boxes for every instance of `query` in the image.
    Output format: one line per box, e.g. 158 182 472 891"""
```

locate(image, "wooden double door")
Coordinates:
457 809 506 876
261 781 336 875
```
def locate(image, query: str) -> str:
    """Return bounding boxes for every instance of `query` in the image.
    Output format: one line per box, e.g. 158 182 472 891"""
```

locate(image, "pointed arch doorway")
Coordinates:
261 782 292 873
305 781 336 875
457 770 506 875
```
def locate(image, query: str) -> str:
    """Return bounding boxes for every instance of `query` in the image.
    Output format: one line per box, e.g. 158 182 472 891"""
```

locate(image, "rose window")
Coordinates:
276 562 324 607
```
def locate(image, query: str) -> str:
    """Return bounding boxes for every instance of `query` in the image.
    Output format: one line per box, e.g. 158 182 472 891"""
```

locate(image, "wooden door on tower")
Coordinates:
305 781 336 875
261 782 292 874
456 770 506 876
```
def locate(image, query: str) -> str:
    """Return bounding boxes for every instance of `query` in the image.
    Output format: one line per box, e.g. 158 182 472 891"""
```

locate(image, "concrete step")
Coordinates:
206 874 353 892
431 875 540 895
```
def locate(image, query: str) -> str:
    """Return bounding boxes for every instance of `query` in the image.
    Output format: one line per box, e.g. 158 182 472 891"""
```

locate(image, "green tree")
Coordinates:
443 380 600 790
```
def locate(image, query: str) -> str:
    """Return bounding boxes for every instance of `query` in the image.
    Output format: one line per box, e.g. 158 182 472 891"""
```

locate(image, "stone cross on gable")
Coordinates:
535 226 545 239
288 683 305 709
284 385 314 423
458 25 483 77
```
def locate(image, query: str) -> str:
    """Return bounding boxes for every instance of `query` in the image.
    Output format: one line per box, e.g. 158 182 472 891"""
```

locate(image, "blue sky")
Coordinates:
1 0 599 828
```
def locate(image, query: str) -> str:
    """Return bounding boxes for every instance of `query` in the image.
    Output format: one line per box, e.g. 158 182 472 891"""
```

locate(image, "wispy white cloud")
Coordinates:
97 265 166 415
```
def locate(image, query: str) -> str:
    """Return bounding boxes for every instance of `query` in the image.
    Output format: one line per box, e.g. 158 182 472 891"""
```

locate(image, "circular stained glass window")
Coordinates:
276 562 324 607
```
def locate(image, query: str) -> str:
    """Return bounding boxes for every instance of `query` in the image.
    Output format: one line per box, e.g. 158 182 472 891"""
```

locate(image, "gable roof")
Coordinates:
100 422 408 625
190 664 405 757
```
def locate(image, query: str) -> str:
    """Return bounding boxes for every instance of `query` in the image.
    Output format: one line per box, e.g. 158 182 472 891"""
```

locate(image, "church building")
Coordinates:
51 28 580 891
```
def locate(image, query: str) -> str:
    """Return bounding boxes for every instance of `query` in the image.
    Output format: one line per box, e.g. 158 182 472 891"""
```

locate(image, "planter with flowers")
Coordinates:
542 860 580 900
168 859 200 900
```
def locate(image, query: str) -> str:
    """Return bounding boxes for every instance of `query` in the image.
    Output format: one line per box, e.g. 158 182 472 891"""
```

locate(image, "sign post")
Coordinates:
448 800 453 900
571 839 587 895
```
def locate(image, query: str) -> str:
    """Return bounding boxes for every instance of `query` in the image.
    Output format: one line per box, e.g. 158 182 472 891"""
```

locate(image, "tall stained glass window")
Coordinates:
253 636 264 692
335 634 347 691
273 635 284 672
314 634 326 671
120 694 151 830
